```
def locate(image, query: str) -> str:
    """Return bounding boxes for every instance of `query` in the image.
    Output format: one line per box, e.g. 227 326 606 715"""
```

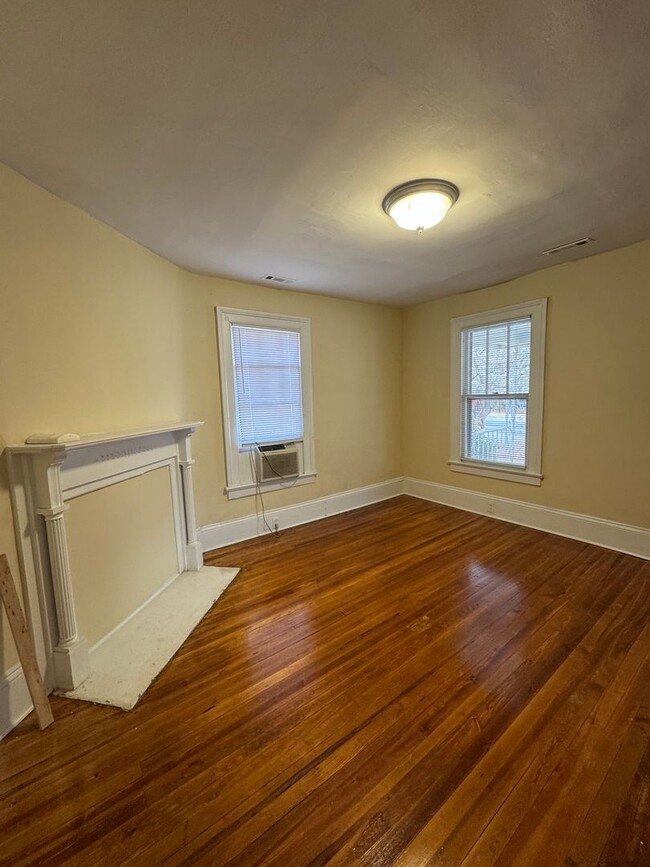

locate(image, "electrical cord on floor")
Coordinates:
248 447 280 538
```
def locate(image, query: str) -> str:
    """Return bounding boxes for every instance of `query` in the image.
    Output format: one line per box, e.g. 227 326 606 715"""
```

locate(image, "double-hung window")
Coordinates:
450 299 547 486
217 307 315 498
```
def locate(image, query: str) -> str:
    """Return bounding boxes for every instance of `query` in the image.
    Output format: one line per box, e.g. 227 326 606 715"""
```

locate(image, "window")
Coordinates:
232 324 303 446
449 299 547 486
217 308 315 498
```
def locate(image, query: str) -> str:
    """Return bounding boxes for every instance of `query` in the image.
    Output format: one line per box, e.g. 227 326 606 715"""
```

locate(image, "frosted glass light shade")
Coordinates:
388 190 452 231
383 179 459 232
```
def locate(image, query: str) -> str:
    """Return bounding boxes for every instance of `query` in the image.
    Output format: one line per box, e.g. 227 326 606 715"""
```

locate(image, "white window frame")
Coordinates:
449 298 547 486
216 307 316 499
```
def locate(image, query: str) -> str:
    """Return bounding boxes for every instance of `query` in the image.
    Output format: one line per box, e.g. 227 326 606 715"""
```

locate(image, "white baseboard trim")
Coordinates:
0 663 34 740
404 477 650 560
199 477 405 551
201 475 650 558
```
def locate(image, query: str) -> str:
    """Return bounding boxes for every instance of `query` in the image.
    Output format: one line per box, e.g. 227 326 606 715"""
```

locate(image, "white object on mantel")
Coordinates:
25 433 81 444
5 422 204 695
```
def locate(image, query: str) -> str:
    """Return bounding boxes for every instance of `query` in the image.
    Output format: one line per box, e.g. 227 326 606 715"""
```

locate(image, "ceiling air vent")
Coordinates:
262 274 295 285
542 238 594 256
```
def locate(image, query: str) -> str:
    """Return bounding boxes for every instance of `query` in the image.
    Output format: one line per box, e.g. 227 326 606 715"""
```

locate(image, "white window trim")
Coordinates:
449 298 547 486
216 307 316 499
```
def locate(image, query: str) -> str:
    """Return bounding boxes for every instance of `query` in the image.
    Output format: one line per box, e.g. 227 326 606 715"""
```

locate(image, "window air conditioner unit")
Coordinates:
255 445 299 482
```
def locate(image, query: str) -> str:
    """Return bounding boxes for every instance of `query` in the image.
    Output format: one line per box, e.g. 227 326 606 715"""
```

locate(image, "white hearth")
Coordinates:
63 565 238 710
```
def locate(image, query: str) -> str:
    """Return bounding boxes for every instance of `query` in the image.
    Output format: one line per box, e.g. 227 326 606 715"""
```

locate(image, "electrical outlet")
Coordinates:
486 500 494 514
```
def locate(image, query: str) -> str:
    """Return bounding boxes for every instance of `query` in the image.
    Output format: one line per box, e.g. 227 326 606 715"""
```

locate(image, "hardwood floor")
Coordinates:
1 495 648 865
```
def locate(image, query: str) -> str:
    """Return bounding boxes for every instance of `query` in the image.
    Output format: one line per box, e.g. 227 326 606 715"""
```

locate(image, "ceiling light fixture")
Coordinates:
382 179 459 232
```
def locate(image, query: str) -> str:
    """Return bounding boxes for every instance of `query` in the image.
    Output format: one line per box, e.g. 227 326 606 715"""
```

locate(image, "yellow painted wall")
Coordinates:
0 162 402 675
403 240 650 528
0 162 188 675
183 273 403 525
66 468 178 648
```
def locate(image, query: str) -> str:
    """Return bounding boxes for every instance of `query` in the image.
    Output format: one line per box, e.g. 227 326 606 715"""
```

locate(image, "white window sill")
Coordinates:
225 473 317 500
448 460 543 487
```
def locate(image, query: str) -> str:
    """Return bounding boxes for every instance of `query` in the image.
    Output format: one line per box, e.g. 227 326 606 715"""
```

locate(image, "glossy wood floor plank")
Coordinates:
0 496 648 866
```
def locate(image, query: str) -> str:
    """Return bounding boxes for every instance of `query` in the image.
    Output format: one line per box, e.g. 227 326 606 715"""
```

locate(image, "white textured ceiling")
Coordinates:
1 1 649 304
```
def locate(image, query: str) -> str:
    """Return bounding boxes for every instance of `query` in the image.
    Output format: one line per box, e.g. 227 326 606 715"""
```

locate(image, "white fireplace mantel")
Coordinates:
6 422 204 691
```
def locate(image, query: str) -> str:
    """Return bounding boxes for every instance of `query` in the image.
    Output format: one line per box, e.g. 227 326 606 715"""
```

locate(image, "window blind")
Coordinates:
461 317 531 467
231 324 304 446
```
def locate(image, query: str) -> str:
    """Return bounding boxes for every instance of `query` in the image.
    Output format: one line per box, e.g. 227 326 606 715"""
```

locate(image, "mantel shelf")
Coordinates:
6 421 204 454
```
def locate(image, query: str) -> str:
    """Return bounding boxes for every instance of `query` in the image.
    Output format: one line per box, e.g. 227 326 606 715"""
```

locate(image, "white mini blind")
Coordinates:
231 324 304 446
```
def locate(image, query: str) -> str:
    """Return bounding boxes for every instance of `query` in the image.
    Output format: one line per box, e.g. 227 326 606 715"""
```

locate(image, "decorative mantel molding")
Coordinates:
5 422 204 692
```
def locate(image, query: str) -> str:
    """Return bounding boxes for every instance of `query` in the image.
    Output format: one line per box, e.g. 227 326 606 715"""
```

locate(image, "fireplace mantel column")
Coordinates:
177 430 203 572
33 450 90 690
